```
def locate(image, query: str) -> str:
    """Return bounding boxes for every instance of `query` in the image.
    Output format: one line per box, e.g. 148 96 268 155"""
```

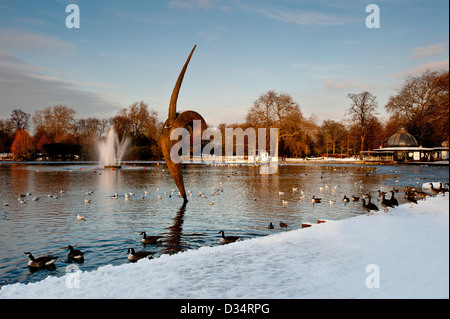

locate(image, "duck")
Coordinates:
24 252 58 268
140 232 163 244
381 193 395 213
268 222 274 229
218 230 240 244
67 245 84 260
279 221 288 228
362 196 379 215
429 183 440 196
84 199 91 204
342 195 350 203
281 200 288 205
312 195 321 203
77 214 86 221
127 248 154 261
351 195 360 202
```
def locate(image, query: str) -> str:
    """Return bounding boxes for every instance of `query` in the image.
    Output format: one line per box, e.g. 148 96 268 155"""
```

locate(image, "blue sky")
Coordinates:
0 0 448 127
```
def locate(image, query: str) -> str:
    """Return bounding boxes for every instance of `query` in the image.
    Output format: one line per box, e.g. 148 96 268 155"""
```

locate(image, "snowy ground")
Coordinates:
0 194 448 299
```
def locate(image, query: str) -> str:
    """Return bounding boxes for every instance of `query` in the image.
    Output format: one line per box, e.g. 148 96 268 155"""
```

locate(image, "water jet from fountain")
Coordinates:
97 129 131 169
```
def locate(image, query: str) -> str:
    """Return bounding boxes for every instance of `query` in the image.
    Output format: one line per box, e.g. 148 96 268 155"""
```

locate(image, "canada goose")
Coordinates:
67 245 84 260
429 183 440 196
268 222 274 229
362 197 379 215
342 195 350 203
140 232 163 244
438 182 449 194
377 190 386 198
381 193 394 213
218 230 240 244
351 195 360 202
406 191 418 208
389 190 399 207
77 214 86 221
279 222 288 228
127 248 154 261
312 196 321 203
24 252 58 268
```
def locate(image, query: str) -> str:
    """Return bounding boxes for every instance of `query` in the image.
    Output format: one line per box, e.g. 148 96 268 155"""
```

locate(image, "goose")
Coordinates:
279 221 288 228
438 182 449 194
312 195 321 203
381 193 394 213
77 214 86 221
268 222 274 229
377 190 386 198
389 190 399 207
362 197 379 215
24 252 58 268
67 245 84 260
218 230 240 244
342 195 350 203
429 183 440 196
351 195 360 202
406 191 418 208
140 232 163 244
127 248 154 261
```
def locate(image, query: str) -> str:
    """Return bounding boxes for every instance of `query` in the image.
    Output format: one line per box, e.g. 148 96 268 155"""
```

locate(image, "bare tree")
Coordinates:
385 69 449 146
10 109 30 131
346 91 378 152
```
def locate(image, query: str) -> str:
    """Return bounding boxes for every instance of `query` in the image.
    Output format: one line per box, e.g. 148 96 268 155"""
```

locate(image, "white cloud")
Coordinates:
169 0 219 10
0 51 121 120
243 5 351 26
0 28 74 54
324 78 368 90
409 43 446 58
395 59 449 78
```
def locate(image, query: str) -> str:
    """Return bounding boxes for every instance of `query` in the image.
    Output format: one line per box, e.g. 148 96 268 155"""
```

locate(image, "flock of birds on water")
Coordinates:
3 166 449 272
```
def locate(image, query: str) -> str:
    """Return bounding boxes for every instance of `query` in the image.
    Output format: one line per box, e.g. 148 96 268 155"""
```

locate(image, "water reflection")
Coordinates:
0 163 448 287
162 202 187 255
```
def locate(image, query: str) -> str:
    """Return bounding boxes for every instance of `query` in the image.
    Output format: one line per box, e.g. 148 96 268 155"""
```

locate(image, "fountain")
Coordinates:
97 129 130 169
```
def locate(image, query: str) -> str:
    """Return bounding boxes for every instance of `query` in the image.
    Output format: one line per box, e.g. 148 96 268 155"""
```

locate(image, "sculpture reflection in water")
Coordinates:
160 45 207 203
162 202 187 255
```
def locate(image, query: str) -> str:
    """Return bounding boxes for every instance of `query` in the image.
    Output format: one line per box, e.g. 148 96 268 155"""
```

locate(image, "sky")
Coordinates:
0 0 448 127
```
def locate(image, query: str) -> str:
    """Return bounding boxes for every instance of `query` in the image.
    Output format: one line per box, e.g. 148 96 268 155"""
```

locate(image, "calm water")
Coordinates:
0 162 448 287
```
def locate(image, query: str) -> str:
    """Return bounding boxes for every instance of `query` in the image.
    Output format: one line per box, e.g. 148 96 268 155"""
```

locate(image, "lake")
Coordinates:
0 162 448 287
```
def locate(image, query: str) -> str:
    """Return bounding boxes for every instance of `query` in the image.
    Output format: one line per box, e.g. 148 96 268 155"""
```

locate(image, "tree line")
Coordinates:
0 69 448 161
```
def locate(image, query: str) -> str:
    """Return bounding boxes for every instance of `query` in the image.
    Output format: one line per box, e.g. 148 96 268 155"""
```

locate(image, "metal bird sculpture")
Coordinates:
160 45 207 202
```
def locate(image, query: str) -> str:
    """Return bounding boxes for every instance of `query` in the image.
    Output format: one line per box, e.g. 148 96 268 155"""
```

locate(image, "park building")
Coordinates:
361 127 449 164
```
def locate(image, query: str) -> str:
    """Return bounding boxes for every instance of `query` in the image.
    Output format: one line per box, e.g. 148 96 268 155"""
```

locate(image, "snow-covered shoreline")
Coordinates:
0 194 448 299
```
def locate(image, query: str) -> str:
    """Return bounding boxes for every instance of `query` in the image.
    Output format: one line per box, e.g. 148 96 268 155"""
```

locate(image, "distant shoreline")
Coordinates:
1 159 448 166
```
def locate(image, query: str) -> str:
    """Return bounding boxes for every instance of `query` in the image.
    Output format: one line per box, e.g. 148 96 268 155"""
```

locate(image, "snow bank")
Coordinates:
0 195 448 299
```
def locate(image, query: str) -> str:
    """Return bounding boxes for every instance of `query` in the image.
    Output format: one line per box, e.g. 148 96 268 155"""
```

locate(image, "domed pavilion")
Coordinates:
361 127 449 164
